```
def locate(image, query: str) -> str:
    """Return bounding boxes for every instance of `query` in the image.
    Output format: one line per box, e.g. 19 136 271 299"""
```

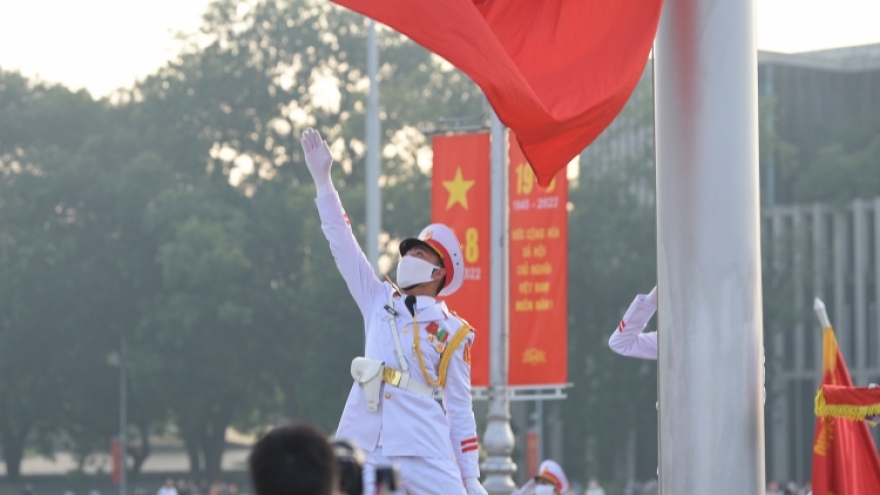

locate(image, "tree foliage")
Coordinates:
0 0 480 481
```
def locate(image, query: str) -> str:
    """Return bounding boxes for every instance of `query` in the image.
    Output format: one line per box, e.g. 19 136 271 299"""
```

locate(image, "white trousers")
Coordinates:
363 446 467 495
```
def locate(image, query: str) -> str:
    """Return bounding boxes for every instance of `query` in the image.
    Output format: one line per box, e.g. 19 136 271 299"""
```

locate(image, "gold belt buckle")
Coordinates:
383 367 402 387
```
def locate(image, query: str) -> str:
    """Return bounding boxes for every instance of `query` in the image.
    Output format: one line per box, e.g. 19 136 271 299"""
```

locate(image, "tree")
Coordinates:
0 74 118 480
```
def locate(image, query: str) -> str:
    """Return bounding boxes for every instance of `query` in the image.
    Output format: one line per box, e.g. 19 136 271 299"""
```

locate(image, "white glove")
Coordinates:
300 127 333 192
464 477 488 495
646 285 658 304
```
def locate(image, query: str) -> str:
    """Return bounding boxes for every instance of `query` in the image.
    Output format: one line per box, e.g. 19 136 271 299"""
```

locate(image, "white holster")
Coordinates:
351 357 384 412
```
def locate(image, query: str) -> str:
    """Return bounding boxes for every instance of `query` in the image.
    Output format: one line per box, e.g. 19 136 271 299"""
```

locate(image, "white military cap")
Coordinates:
535 460 570 493
399 223 464 297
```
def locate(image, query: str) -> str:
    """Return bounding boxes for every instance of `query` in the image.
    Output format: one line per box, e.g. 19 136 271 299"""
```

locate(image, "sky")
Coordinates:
1 0 879 98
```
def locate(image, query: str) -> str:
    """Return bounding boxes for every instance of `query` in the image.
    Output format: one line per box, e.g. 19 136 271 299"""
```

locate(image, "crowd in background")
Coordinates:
242 419 665 495
9 435 811 495
766 480 812 495
151 478 244 495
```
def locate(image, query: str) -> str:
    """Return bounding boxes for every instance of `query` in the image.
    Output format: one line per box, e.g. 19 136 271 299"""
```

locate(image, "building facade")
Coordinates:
764 198 880 483
759 45 880 206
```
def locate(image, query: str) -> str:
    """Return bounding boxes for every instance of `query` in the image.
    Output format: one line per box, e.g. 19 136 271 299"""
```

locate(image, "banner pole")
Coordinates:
365 19 381 272
481 107 517 494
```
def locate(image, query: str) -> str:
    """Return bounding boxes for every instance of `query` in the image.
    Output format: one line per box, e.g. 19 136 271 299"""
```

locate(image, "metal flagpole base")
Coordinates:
481 387 517 494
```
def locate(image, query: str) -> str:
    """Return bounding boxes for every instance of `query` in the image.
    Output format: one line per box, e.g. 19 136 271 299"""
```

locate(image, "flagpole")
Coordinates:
365 19 381 272
814 298 831 329
481 107 516 495
654 0 764 492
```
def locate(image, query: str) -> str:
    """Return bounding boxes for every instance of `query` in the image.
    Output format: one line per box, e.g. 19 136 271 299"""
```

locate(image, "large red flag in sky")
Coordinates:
331 0 664 186
811 326 880 495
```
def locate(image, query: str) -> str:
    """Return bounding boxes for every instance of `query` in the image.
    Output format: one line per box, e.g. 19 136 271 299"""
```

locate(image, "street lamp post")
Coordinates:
481 108 517 495
365 19 382 272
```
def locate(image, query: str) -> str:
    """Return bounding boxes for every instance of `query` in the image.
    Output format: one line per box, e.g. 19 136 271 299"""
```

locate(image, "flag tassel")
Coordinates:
815 388 880 423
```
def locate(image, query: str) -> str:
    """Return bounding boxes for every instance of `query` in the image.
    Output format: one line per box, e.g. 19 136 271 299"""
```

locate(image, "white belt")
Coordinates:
382 366 434 398
351 358 434 412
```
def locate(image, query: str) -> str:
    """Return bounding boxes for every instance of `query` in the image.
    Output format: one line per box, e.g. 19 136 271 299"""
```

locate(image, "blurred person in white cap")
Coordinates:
301 128 486 495
513 460 573 495
584 476 605 495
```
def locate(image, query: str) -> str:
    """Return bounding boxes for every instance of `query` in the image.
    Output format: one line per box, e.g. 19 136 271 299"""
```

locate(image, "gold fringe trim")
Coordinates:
412 320 441 387
815 388 880 425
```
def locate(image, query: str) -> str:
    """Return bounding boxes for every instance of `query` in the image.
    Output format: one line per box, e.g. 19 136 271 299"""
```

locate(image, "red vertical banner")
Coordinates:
526 430 539 477
431 133 491 387
111 438 122 484
508 133 568 386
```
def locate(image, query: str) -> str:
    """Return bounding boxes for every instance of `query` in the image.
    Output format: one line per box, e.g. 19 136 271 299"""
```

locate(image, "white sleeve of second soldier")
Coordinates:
608 294 659 360
443 330 480 480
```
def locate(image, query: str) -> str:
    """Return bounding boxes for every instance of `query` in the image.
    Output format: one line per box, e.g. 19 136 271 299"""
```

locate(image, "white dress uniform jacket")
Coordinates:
316 189 480 479
608 293 658 360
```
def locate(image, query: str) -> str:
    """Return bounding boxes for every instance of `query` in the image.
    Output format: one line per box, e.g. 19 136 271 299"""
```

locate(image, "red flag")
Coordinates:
332 0 664 186
812 326 880 494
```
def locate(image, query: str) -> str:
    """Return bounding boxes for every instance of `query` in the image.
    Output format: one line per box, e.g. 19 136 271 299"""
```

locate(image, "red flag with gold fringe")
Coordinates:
816 385 880 422
811 326 880 494
330 0 664 186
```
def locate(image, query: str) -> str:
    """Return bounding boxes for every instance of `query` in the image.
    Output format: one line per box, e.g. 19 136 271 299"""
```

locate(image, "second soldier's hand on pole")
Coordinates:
300 127 333 189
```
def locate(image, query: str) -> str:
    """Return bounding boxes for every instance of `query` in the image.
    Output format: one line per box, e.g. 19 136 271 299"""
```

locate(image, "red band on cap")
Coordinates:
539 471 562 491
425 239 453 288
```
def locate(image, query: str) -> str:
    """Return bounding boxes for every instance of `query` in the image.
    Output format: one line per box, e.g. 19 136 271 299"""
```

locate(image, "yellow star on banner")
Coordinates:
442 167 475 210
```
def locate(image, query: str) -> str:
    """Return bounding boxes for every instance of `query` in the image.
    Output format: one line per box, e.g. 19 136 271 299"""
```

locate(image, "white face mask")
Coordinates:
396 255 440 289
535 485 555 495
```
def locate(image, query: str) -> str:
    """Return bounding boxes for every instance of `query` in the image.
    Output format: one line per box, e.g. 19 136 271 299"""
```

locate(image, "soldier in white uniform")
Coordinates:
608 285 766 402
300 127 487 495
512 460 574 495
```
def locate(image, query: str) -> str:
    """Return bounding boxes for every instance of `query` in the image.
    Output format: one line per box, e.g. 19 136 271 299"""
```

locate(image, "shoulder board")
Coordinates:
449 310 474 331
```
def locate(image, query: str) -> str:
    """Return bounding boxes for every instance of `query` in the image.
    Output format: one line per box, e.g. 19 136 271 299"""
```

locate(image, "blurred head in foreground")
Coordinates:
249 421 336 495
